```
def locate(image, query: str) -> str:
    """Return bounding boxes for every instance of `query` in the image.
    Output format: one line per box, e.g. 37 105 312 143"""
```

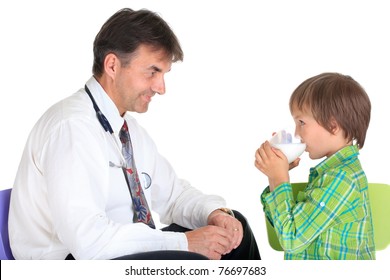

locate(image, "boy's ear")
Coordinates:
329 117 340 134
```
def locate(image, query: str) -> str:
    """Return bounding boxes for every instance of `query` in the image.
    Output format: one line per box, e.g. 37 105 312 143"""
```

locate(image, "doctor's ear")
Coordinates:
103 53 121 79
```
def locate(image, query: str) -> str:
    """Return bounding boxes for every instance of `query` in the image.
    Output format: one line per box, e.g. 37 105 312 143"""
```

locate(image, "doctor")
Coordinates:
9 8 260 260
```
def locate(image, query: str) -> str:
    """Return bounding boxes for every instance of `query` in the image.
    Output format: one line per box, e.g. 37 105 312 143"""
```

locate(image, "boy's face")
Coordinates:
291 107 346 160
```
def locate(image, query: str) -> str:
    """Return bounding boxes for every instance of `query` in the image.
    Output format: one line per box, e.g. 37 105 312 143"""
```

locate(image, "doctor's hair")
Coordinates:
289 72 371 149
92 8 183 77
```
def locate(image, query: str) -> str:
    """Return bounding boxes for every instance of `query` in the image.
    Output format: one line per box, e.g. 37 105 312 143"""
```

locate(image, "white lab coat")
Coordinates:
9 77 226 259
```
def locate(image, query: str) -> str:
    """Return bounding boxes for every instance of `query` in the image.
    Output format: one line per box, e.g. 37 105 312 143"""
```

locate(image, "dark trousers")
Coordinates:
67 210 261 260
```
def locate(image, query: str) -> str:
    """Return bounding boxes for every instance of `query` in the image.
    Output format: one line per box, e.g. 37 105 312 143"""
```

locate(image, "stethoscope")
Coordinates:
85 85 127 169
85 85 152 188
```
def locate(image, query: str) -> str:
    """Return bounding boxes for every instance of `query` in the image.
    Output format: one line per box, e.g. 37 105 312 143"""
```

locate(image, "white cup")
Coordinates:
269 130 306 163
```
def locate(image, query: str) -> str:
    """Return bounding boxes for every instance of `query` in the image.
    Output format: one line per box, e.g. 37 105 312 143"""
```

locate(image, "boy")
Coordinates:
255 72 375 260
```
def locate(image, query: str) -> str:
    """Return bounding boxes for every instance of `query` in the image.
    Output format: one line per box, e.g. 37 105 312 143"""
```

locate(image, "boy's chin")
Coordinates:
308 152 323 160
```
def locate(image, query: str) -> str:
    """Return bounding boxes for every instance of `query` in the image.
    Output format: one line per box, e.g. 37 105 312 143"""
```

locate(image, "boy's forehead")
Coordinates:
291 105 312 118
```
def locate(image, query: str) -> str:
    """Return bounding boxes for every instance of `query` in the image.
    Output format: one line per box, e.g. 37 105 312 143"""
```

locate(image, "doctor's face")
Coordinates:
114 44 172 115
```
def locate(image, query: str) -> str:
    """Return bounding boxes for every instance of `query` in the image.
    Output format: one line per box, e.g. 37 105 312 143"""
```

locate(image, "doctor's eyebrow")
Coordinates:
149 65 162 73
148 65 171 73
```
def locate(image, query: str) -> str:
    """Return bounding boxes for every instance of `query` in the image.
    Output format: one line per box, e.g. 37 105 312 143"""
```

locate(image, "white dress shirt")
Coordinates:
9 77 226 260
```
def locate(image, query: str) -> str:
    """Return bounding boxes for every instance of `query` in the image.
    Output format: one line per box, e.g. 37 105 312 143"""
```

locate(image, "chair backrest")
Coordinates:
368 183 390 251
265 182 390 252
0 188 15 259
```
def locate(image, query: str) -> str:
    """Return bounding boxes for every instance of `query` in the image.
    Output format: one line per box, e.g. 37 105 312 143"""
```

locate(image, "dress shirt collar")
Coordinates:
85 76 125 134
309 145 359 179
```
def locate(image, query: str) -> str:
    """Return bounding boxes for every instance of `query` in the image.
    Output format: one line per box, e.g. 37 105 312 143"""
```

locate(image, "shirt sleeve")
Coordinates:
261 171 365 254
261 185 277 226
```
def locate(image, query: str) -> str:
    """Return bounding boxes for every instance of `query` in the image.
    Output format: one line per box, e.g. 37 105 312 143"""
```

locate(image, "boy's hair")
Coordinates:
289 72 371 149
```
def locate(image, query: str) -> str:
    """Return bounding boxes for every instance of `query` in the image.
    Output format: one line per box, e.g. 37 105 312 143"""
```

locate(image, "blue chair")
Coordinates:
0 188 15 259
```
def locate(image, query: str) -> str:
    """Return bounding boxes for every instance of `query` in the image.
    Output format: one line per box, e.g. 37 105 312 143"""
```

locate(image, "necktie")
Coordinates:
119 120 155 229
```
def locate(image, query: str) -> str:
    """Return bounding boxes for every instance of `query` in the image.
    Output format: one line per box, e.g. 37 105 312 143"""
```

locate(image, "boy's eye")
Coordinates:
299 120 305 126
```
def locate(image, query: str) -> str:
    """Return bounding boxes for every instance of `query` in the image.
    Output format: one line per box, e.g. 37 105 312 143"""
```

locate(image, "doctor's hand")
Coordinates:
207 209 243 251
185 225 236 260
185 210 243 260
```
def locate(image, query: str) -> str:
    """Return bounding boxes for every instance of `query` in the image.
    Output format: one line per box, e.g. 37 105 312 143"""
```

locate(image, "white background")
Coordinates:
1 0 389 277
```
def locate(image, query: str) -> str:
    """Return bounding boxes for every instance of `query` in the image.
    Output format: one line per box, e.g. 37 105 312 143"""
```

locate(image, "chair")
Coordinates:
0 188 15 259
265 182 390 252
368 183 390 251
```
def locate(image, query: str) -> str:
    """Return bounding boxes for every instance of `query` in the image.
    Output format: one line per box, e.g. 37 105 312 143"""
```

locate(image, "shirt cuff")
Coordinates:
162 231 189 251
260 186 271 206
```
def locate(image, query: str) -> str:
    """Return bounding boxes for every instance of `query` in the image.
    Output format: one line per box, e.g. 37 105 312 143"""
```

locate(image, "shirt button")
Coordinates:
320 202 325 207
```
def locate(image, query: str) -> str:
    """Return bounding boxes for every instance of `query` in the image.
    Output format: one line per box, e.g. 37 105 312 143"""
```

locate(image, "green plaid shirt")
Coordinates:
261 145 375 260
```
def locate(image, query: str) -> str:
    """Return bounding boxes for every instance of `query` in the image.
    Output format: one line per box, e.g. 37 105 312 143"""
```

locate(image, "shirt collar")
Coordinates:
309 145 360 179
85 76 125 134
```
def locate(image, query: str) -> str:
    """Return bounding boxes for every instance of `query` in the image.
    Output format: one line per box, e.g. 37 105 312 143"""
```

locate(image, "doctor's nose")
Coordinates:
152 77 166 95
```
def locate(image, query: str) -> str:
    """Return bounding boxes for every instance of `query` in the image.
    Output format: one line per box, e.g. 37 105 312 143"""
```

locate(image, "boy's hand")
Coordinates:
289 158 300 170
254 141 290 191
